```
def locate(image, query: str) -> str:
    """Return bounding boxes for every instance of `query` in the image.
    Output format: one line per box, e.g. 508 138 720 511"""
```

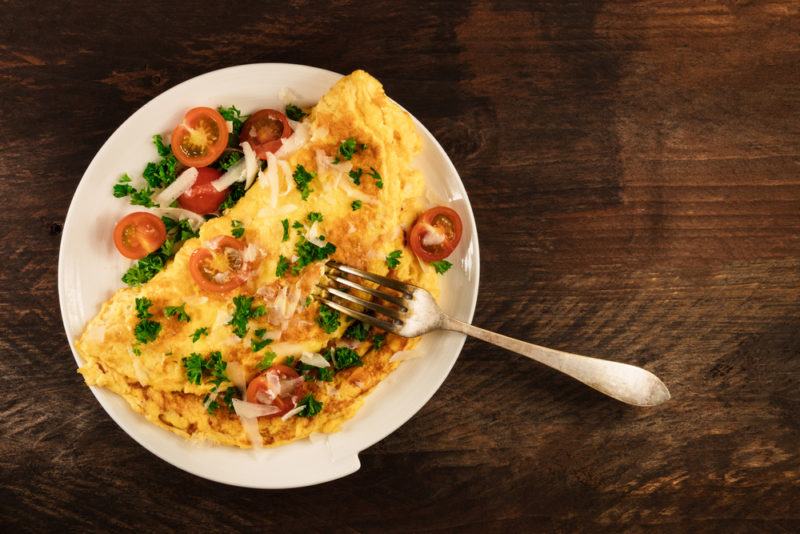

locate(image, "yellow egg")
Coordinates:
76 70 439 447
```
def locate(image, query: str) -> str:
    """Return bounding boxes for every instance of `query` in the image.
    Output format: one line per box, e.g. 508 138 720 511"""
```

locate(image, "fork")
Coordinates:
317 261 670 407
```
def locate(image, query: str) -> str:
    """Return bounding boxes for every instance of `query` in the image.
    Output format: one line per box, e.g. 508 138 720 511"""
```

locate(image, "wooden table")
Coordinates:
2 1 798 530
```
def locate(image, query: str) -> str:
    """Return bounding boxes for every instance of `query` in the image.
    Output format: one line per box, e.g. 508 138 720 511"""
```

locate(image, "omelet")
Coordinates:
76 70 439 447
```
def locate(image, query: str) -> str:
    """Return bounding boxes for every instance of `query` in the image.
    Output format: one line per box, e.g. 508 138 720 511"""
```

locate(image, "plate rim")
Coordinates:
58 63 480 488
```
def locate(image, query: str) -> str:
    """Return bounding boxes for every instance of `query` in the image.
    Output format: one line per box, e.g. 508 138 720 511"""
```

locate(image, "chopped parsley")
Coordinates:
182 353 205 385
219 181 245 212
227 295 266 338
297 394 323 417
351 200 362 211
190 327 209 342
372 334 386 350
285 104 307 121
431 260 453 274
254 328 267 338
183 350 229 387
231 220 245 238
368 166 383 189
276 255 290 277
386 250 402 269
334 138 367 163
317 367 334 382
143 135 179 190
217 150 243 171
344 320 369 341
217 105 247 139
317 303 340 334
112 174 156 207
305 296 312 307
208 386 237 414
330 346 363 370
293 164 315 200
133 297 161 344
281 219 289 241
256 351 278 371
292 237 336 275
307 211 324 223
251 335 273 353
164 303 190 322
348 168 363 185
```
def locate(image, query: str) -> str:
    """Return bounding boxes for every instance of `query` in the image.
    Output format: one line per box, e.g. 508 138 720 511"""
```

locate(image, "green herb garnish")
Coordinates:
219 181 245 212
351 200 362 211
334 138 367 163
276 255 290 277
164 303 191 322
307 211 323 223
344 321 369 341
281 219 289 242
285 104 307 121
217 105 248 139
372 334 386 350
368 166 383 189
293 164 315 200
133 297 161 344
292 237 336 275
231 220 245 238
431 260 453 274
386 250 402 269
227 296 266 338
251 337 273 353
330 346 363 370
297 394 323 417
190 327 209 342
316 304 340 334
348 168 363 185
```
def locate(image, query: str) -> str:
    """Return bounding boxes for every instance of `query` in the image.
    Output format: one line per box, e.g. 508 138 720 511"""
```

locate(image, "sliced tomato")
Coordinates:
178 166 227 215
239 109 293 159
188 236 256 292
113 212 167 260
171 107 229 167
246 364 306 417
409 206 463 262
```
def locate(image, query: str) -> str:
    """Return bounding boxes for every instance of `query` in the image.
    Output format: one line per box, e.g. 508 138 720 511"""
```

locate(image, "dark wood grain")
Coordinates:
1 0 799 531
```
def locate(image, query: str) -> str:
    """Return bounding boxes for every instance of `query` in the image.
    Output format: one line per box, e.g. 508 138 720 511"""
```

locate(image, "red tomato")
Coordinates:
239 109 293 159
246 364 306 417
178 166 227 214
188 236 256 292
170 107 229 167
408 206 463 262
113 212 167 260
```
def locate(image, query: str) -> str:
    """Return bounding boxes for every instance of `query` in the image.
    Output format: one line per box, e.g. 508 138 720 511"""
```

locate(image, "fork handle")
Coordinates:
440 317 670 406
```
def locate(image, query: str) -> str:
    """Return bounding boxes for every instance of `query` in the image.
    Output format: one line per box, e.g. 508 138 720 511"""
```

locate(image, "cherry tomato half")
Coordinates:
408 206 463 262
171 107 229 167
113 212 167 260
246 364 306 417
188 236 256 292
239 109 293 159
178 166 227 215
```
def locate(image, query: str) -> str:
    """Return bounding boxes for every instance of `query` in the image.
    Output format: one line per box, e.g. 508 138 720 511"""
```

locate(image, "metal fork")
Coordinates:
317 261 670 407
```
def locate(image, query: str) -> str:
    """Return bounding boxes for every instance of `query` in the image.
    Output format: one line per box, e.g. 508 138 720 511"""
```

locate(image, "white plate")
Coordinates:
58 64 479 488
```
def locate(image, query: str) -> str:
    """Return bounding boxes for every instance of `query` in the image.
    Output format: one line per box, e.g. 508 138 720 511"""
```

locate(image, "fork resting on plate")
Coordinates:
317 261 670 407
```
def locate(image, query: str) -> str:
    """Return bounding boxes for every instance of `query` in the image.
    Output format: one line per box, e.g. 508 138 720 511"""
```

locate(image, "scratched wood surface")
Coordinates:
1 1 799 531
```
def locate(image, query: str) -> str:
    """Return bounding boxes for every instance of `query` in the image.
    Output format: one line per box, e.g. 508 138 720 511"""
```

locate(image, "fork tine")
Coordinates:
315 296 398 332
318 285 404 321
326 261 415 297
327 275 408 309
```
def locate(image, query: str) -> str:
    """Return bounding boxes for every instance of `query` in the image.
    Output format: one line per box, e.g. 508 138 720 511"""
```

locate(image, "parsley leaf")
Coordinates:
182 353 205 385
293 164 315 200
153 134 171 157
431 260 453 274
190 327 209 342
251 337 273 352
231 220 245 238
219 181 246 212
143 135 179 190
307 211 323 223
206 351 229 386
217 150 243 171
297 394 323 417
368 166 383 189
351 200 362 211
256 351 277 371
281 219 289 242
372 334 386 350
316 303 340 334
334 138 367 163
386 250 402 269
330 347 363 370
133 298 161 344
292 237 336 275
112 174 156 207
317 367 334 382
285 104 307 121
217 105 247 139
228 296 265 338
164 303 191 322
344 321 369 341
348 168 363 185
276 255 290 277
